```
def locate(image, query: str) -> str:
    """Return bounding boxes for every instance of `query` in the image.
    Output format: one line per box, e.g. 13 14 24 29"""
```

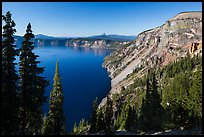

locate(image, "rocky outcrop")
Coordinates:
100 11 202 107
66 39 127 49
189 42 202 54
34 38 128 49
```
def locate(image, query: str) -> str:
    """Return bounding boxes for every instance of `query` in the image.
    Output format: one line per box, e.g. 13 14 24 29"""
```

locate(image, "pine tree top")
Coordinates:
54 59 61 82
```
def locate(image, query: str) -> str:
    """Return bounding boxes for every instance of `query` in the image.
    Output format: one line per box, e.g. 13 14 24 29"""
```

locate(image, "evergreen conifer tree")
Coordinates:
97 108 105 131
140 76 152 131
2 11 19 135
140 71 164 131
90 97 98 133
72 122 78 134
114 103 127 130
125 105 137 131
104 96 114 134
151 72 164 130
18 23 49 135
42 60 66 135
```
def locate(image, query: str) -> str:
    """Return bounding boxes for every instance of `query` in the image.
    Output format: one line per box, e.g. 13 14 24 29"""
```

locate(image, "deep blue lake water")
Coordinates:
19 46 112 132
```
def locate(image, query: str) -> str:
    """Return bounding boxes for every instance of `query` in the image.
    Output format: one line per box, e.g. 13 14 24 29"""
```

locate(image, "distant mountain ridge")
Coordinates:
14 34 136 49
34 34 56 39
34 33 136 41
85 33 136 41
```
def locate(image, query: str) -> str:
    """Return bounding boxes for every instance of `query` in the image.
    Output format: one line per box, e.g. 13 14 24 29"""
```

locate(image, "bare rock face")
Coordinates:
100 11 202 107
189 42 202 54
104 11 202 85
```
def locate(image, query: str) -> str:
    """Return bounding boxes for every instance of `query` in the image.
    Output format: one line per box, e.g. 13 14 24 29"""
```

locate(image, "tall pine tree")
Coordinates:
140 70 164 131
140 75 152 131
18 23 48 135
2 11 19 135
97 108 105 131
125 105 137 131
42 60 66 135
90 97 98 133
104 96 114 134
150 72 164 130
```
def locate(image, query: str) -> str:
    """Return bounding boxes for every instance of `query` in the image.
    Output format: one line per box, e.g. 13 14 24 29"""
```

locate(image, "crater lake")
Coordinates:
17 46 112 132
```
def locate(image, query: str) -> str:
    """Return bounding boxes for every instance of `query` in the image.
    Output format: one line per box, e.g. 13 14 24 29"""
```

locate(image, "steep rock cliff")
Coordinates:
100 11 202 107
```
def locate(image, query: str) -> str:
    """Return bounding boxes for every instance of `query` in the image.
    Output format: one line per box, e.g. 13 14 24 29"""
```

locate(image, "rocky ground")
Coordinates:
92 126 202 135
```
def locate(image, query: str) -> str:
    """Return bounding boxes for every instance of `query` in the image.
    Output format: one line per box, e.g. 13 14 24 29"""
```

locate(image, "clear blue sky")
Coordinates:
2 2 202 37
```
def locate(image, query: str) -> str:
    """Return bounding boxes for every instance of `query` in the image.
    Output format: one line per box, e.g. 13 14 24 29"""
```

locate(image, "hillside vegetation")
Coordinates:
72 53 202 135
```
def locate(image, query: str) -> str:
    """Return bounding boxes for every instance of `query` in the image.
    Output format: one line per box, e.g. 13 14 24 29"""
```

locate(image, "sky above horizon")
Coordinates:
2 2 202 37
